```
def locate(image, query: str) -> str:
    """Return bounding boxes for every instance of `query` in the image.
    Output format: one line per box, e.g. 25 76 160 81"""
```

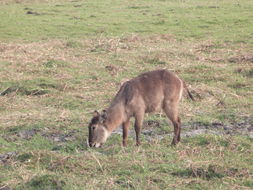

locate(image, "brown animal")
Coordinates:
88 69 194 148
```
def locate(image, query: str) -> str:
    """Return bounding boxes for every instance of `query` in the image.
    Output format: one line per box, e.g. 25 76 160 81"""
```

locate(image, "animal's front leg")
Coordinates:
122 119 130 147
134 112 144 146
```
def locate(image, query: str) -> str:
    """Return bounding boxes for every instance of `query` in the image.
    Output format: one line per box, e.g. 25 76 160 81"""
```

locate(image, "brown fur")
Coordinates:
88 69 194 147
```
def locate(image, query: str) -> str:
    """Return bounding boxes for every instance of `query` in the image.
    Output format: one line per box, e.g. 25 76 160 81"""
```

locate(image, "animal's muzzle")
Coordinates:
87 138 93 148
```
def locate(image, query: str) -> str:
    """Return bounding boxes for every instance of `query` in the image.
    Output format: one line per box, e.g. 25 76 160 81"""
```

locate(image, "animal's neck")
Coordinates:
105 102 125 133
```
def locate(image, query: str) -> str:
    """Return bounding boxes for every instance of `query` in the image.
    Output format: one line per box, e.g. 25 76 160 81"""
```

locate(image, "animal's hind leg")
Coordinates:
163 101 181 145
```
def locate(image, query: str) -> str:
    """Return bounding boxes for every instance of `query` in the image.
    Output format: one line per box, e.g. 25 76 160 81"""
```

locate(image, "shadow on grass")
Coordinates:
0 78 61 96
172 167 224 180
16 174 65 190
171 165 249 180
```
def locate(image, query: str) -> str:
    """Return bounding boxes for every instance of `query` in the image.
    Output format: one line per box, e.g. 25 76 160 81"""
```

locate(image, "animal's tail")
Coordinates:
183 81 194 101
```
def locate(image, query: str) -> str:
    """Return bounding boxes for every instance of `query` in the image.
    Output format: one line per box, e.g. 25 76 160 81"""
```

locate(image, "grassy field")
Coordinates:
0 0 253 189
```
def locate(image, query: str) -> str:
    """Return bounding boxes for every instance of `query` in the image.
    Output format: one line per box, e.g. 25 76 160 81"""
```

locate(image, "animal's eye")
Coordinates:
92 126 96 130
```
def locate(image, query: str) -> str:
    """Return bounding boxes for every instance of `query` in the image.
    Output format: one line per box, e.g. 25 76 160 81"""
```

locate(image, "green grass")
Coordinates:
1 135 253 189
0 0 253 189
0 0 253 45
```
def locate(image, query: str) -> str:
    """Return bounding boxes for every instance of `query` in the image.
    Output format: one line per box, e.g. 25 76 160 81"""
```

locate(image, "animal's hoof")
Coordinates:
171 140 178 146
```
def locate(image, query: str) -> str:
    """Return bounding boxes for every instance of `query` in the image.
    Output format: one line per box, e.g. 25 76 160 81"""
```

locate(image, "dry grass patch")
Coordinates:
1 35 252 128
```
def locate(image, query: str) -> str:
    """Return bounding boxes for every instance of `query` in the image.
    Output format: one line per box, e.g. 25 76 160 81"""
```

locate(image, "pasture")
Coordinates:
0 0 253 189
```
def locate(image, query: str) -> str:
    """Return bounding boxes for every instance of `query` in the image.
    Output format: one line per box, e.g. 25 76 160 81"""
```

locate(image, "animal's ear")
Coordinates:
101 110 107 120
93 110 99 117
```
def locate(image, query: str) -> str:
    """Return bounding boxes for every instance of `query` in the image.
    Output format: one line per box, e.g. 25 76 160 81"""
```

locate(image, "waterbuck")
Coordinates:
88 69 194 148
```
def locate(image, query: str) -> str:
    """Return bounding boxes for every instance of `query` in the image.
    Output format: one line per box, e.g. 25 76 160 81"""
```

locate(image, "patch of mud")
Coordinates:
235 67 253 78
144 120 161 128
0 185 12 190
228 55 253 64
18 129 39 139
26 11 40 15
112 117 253 139
2 128 40 141
42 129 78 143
0 152 18 164
182 129 221 137
112 119 165 136
180 118 253 138
105 65 120 76
4 127 78 143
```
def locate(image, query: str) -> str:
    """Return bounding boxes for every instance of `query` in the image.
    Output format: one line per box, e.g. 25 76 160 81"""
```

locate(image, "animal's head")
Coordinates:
88 110 110 148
